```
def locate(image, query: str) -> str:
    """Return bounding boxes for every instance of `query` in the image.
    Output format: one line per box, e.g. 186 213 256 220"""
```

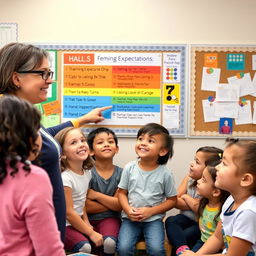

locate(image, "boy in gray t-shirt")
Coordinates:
86 127 123 256
117 123 177 256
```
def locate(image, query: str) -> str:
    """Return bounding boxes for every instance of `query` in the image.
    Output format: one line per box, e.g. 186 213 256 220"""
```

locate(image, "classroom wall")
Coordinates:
1 0 256 215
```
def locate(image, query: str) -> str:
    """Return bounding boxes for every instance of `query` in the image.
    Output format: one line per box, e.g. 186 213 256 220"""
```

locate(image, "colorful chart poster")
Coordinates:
62 52 162 125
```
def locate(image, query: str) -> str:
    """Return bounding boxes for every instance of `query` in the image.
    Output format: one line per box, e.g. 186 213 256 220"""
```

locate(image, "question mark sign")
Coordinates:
166 85 175 101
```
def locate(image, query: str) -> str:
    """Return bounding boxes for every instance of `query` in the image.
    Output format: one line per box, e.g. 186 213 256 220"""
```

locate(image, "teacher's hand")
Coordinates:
76 106 112 125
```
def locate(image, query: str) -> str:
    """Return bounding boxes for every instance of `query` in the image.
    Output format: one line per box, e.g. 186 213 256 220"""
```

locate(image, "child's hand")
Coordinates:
87 189 98 200
181 250 197 255
136 207 152 221
127 207 141 221
181 194 188 200
89 230 103 247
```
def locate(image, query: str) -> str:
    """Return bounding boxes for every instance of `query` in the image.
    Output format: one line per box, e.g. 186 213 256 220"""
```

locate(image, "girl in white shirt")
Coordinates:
55 127 103 254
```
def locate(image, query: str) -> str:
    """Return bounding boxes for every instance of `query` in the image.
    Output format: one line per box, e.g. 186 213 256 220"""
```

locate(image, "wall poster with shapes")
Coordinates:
37 44 187 137
190 45 256 137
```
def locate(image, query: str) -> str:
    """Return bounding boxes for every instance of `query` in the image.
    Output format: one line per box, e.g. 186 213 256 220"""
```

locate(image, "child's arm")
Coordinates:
175 197 191 210
118 188 141 221
85 198 109 214
177 175 189 196
136 196 177 221
180 194 200 213
182 220 224 256
223 237 252 256
64 186 103 246
175 175 192 210
86 188 122 212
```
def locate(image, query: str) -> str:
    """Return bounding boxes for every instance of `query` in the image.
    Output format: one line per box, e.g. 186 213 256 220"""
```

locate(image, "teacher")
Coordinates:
0 42 111 242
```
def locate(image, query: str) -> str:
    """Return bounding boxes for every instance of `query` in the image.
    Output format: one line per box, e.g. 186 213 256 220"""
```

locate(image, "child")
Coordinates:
85 127 123 256
181 163 230 252
183 138 256 256
117 123 177 256
0 95 65 255
165 146 223 256
54 127 103 254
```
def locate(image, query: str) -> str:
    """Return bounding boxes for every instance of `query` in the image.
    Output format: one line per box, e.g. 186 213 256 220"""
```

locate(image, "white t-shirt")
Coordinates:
221 195 256 255
61 169 91 226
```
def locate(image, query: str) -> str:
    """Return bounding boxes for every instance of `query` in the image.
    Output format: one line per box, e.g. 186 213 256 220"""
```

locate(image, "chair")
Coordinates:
135 239 172 256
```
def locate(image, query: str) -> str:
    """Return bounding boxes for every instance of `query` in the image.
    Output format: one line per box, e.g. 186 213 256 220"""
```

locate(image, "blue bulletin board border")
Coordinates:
36 44 187 137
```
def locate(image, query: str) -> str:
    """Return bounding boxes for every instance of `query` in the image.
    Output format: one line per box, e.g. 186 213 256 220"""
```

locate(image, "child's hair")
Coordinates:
225 138 256 195
196 146 223 166
137 123 174 165
87 127 118 151
190 146 223 188
197 163 230 224
0 95 41 184
54 127 94 172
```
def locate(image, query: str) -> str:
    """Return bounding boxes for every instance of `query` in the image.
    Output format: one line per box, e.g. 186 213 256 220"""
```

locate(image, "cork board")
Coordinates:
190 45 256 137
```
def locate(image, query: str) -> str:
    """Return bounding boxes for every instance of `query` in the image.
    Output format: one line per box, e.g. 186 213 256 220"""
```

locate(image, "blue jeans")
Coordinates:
165 214 200 252
192 239 204 252
117 218 165 256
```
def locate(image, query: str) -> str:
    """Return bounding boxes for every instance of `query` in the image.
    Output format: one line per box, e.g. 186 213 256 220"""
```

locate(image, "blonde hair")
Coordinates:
54 127 93 172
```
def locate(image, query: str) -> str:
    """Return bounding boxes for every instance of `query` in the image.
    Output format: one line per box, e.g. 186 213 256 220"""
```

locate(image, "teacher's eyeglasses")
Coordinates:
17 70 54 81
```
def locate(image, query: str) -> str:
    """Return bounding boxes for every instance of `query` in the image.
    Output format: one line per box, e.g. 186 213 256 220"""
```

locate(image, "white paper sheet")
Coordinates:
214 102 239 118
163 105 180 129
235 100 252 125
253 101 256 124
250 72 256 97
202 99 219 122
228 73 256 97
215 83 240 101
201 67 221 91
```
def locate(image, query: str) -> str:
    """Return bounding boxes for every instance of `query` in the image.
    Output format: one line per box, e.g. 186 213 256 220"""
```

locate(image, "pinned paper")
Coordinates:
219 118 233 134
252 55 256 70
42 101 61 116
202 99 219 122
204 53 218 68
227 53 245 70
215 83 240 102
235 100 252 125
201 67 221 91
214 102 239 118
228 73 255 97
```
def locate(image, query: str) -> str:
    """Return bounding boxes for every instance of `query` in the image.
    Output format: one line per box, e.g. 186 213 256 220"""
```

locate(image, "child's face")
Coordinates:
62 129 89 163
90 132 118 160
189 151 208 180
215 145 242 193
135 133 167 161
196 167 215 198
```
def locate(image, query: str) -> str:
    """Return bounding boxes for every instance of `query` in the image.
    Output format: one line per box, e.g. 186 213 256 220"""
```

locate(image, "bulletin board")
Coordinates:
190 45 256 137
36 44 187 137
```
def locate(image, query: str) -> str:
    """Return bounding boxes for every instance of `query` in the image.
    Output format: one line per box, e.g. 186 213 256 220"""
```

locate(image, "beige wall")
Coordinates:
1 0 256 215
